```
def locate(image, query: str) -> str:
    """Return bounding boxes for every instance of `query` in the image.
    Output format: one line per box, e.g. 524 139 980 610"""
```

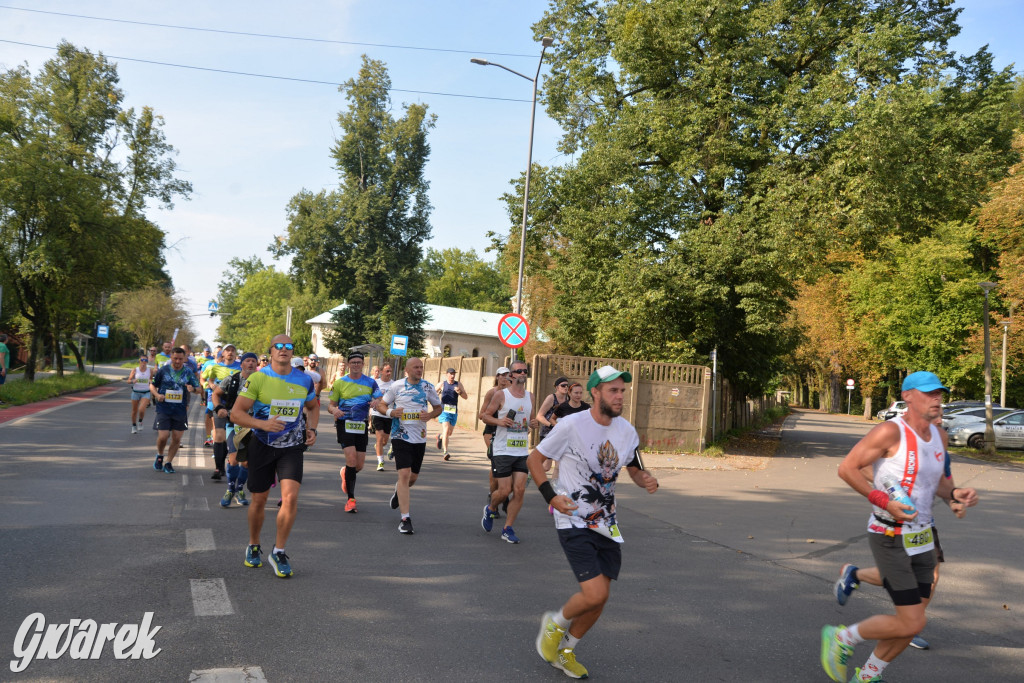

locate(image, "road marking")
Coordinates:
186 497 210 511
190 578 234 616
183 474 189 486
189 666 267 682
186 529 216 552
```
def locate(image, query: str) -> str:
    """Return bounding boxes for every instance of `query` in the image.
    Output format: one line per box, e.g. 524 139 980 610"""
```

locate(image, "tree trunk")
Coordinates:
863 395 873 420
51 329 64 377
24 333 38 381
67 339 85 372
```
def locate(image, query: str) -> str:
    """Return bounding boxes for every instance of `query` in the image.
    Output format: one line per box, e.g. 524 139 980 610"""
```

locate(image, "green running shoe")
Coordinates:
554 648 588 679
821 625 854 683
849 667 886 682
535 611 566 664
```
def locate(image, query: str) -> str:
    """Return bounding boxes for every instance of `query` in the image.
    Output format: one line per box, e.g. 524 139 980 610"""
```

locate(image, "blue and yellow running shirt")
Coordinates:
328 374 382 423
151 365 201 417
239 366 316 447
202 360 240 410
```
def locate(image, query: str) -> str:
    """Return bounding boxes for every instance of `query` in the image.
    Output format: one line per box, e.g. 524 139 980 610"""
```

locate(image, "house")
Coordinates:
306 303 514 375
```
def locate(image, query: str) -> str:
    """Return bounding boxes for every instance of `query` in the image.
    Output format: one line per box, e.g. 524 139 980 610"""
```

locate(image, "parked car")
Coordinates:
942 407 1016 431
877 401 907 421
947 410 1024 450
942 400 1003 416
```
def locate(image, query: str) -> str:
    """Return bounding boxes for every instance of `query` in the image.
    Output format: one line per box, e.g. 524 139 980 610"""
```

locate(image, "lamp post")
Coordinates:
1000 310 1012 407
979 282 997 455
471 36 554 316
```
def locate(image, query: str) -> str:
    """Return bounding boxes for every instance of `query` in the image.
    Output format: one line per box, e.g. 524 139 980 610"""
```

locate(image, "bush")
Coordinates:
0 373 110 406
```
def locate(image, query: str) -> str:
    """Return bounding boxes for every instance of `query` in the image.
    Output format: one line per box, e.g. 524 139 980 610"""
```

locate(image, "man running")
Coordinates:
480 359 538 544
328 352 382 513
127 354 153 433
375 357 442 534
149 347 201 474
435 367 468 460
230 335 318 578
212 351 259 508
304 356 324 399
481 367 512 516
154 340 173 367
202 344 241 480
528 365 659 679
821 371 979 683
369 363 395 471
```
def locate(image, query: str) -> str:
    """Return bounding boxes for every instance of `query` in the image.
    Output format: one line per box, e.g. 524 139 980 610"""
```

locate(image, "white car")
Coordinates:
876 401 907 421
947 410 1024 450
942 407 1015 431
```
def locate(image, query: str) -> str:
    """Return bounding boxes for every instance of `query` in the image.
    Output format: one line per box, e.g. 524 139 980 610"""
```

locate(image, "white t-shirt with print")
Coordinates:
381 378 441 444
369 379 395 418
536 410 640 541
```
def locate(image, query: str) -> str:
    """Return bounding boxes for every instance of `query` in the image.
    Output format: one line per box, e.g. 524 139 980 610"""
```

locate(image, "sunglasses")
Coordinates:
272 343 295 350
557 383 568 388
512 369 528 374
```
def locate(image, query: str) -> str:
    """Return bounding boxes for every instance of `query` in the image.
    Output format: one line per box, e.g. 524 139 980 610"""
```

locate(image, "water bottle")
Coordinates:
879 474 917 515
553 480 578 516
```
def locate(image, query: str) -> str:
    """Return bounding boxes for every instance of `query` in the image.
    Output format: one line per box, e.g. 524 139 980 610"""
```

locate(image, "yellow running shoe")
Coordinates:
535 611 566 663
554 648 588 679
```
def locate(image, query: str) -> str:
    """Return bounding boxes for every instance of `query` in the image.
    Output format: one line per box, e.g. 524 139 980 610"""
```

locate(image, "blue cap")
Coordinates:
239 352 258 363
901 371 948 393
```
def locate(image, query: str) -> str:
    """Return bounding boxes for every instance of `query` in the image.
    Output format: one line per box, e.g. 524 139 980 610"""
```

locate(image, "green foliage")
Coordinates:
272 56 434 354
419 247 509 312
0 371 108 406
215 256 269 341
111 286 194 351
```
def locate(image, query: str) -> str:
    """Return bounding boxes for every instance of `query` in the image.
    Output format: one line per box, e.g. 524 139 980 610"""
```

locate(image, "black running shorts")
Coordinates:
246 438 304 493
868 532 936 606
371 416 393 434
558 527 622 582
155 414 187 432
335 419 369 452
491 454 528 478
392 439 426 473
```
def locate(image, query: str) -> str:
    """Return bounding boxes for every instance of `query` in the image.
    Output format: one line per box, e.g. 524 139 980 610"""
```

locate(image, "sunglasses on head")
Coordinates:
272 343 294 350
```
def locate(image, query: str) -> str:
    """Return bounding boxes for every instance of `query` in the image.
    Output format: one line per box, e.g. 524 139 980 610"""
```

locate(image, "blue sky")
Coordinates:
0 1 1019 346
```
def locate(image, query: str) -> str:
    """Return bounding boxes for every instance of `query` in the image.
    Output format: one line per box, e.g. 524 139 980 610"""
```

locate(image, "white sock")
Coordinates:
860 653 889 680
838 624 864 647
559 632 580 651
553 610 570 629
378 456 384 463
272 546 284 555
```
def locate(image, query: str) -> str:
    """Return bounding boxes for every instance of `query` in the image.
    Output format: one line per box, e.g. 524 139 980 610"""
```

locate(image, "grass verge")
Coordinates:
948 445 1024 465
0 372 110 407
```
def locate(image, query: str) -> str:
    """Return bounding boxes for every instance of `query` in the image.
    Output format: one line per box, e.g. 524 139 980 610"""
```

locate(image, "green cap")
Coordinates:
586 365 633 392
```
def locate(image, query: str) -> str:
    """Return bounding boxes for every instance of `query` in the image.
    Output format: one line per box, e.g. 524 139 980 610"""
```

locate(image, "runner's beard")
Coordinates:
598 396 622 418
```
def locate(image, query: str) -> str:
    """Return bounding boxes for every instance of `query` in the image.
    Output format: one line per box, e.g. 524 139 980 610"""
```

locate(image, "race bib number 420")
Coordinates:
270 399 302 422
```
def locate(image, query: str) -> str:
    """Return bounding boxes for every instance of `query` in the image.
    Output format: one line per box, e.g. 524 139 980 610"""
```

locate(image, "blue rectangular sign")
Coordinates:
390 334 409 356
97 325 109 339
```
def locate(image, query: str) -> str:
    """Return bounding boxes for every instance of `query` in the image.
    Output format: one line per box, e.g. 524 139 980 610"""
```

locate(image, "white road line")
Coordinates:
185 529 216 552
185 497 210 511
189 666 267 682
189 578 234 616
183 474 189 486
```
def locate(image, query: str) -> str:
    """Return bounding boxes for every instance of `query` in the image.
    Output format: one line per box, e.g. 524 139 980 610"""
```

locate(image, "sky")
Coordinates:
1 1 1021 347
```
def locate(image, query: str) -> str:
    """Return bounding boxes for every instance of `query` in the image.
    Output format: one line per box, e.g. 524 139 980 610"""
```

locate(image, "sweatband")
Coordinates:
538 481 556 504
868 489 890 508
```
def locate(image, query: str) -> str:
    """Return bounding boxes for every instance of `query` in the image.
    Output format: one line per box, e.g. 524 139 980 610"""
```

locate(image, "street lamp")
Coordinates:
979 282 997 455
471 36 554 316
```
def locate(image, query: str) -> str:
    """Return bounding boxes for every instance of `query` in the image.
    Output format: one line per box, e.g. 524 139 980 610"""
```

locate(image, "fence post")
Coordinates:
627 360 641 425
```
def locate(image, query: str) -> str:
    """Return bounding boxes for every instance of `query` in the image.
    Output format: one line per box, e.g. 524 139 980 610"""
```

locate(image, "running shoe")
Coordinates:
268 550 292 578
399 517 414 534
162 463 175 474
443 452 451 461
481 505 494 532
535 611 566 664
153 454 163 471
835 564 860 606
211 470 223 481
235 490 249 506
390 487 399 510
909 635 929 650
344 498 358 513
244 544 262 568
220 488 233 508
387 445 393 460
501 526 520 544
820 625 854 683
377 460 385 471
131 424 137 434
340 466 347 495
554 649 588 679
436 434 442 450
848 668 885 682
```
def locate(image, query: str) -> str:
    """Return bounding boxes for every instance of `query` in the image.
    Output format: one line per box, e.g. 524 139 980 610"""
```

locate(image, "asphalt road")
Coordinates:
1 386 1021 682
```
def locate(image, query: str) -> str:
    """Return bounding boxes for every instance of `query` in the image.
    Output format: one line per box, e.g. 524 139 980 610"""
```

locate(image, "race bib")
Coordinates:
592 523 625 544
270 399 302 423
902 523 935 556
345 420 366 434
506 435 528 449
443 404 457 414
164 389 183 404
402 410 422 421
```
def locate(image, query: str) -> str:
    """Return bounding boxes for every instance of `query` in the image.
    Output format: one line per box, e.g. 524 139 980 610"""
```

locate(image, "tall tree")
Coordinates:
111 286 194 352
272 56 435 354
215 256 269 341
0 42 189 378
419 247 510 313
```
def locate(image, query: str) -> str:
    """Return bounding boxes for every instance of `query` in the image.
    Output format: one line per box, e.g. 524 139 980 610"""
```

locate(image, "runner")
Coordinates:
328 351 382 513
201 345 224 446
212 351 259 508
202 344 241 481
821 371 979 683
527 365 659 679
258 354 270 369
375 357 442 534
369 363 395 471
536 376 570 441
435 367 468 460
479 359 539 543
481 367 512 516
148 347 201 474
552 382 589 420
230 334 318 578
304 356 324 400
154 340 173 367
127 355 153 433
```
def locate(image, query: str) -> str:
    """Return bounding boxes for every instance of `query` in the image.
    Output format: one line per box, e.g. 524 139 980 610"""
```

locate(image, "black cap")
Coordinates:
554 376 569 386
347 351 365 361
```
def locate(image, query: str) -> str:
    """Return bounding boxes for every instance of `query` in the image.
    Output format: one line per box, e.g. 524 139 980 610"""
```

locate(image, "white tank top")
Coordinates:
493 387 533 457
132 367 152 392
867 417 944 534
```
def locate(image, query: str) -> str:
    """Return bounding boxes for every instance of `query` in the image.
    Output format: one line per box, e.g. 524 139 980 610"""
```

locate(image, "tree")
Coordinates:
215 256 269 341
0 42 189 378
111 286 194 352
272 56 435 354
419 247 509 313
